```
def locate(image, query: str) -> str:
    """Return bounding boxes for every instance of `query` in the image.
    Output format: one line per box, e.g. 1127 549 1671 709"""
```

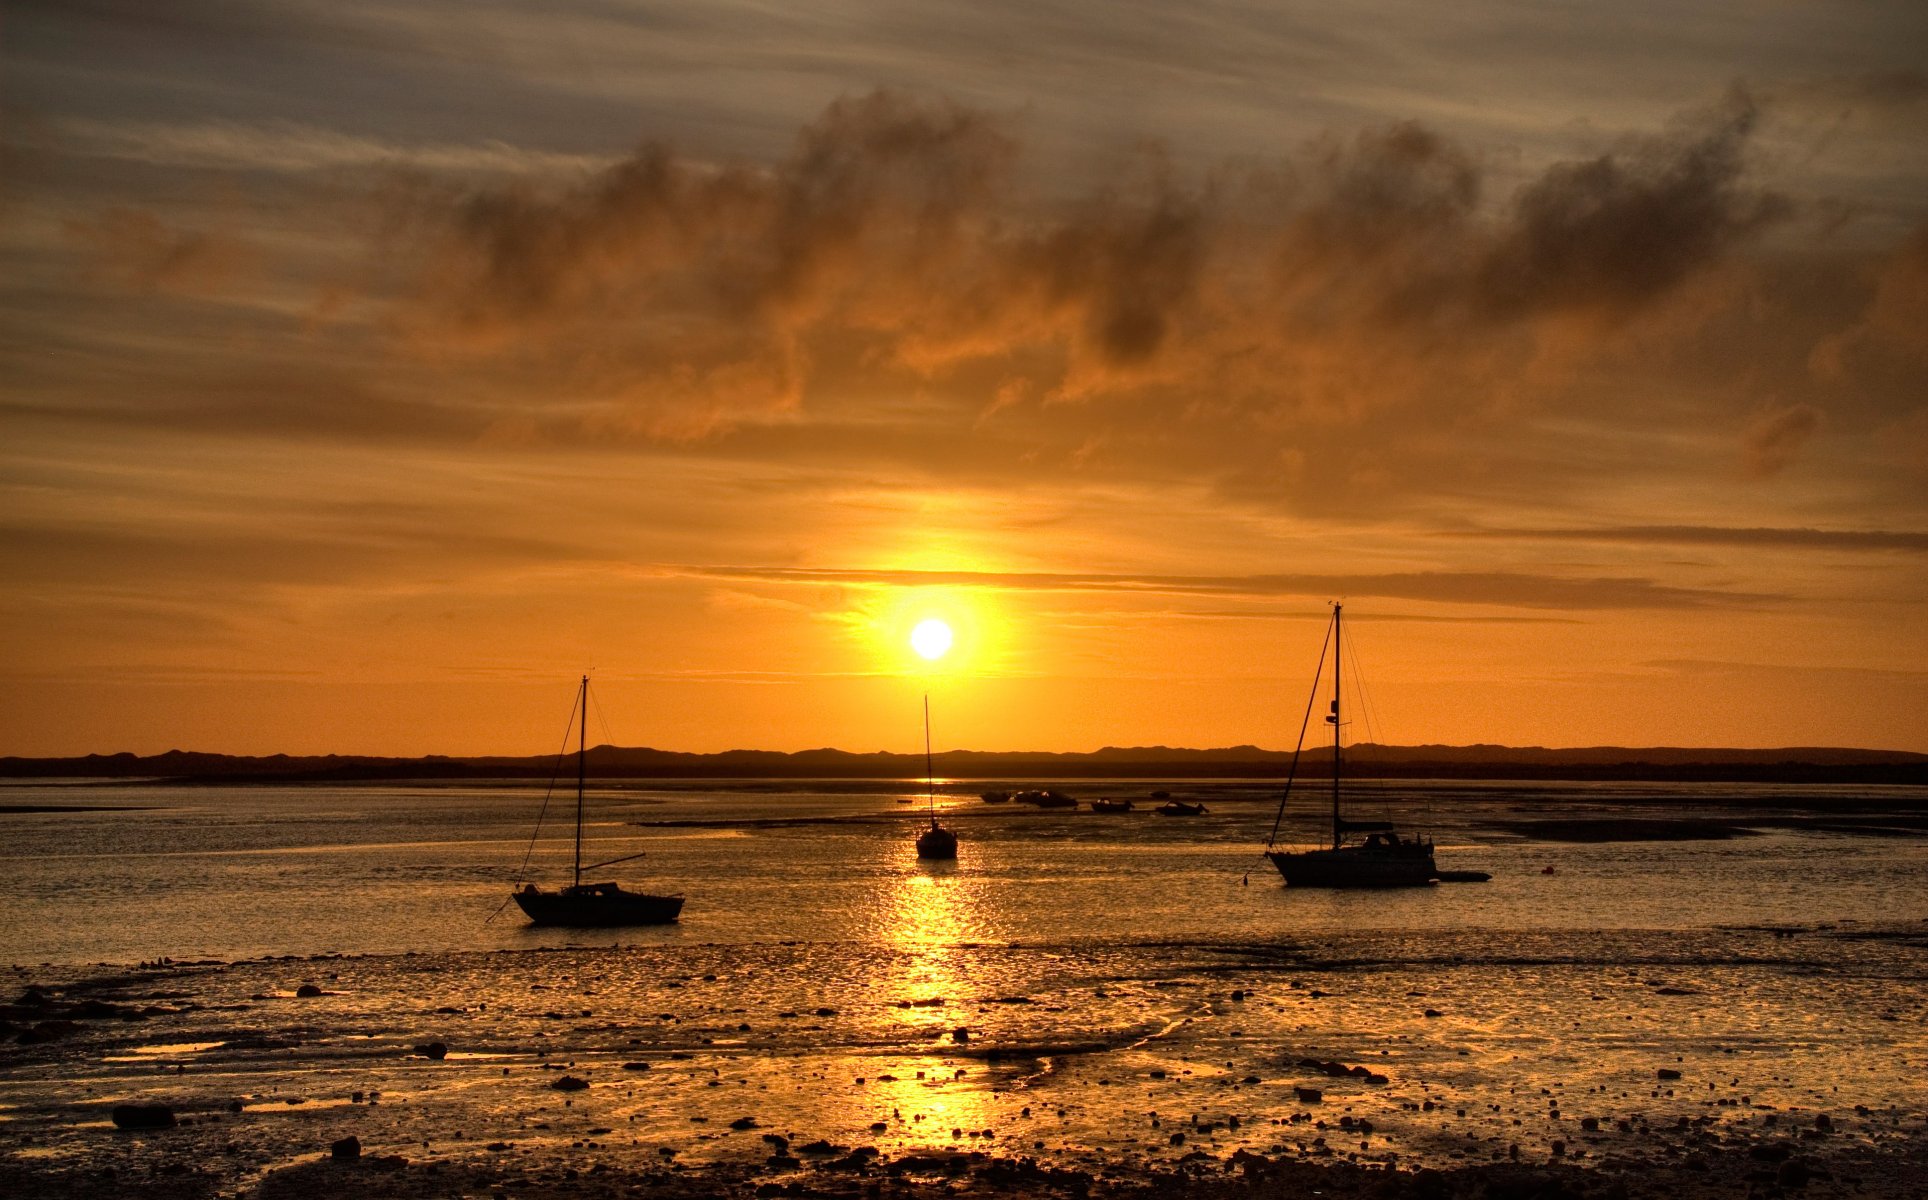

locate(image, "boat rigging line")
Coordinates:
486 680 587 924
1260 610 1335 854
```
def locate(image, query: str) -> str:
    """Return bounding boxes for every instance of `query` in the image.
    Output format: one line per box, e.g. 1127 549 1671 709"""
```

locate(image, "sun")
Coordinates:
910 617 954 661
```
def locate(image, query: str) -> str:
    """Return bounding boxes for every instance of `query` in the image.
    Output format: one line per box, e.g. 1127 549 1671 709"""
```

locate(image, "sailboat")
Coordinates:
512 676 685 925
914 694 958 860
1264 605 1440 888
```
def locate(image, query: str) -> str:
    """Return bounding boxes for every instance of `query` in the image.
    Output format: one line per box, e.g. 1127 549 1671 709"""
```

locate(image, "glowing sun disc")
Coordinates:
910 618 954 661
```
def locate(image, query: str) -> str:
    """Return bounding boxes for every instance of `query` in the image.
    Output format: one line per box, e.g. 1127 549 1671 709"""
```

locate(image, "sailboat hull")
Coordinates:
514 884 684 926
1266 846 1437 888
915 826 958 860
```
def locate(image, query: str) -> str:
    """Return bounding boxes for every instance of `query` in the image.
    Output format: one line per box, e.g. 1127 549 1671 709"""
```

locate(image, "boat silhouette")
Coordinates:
914 694 957 860
1263 605 1471 888
512 676 684 925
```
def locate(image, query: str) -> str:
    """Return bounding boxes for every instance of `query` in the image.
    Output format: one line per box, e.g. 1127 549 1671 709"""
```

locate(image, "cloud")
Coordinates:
1740 403 1823 478
62 207 253 295
676 564 1780 612
1810 221 1928 380
1448 524 1928 552
336 90 1814 518
52 118 615 177
1474 92 1787 321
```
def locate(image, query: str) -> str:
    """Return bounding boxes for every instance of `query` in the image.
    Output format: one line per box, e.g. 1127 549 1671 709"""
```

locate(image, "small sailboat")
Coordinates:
1263 605 1443 888
1089 797 1134 813
1155 800 1207 816
914 694 957 860
512 676 685 925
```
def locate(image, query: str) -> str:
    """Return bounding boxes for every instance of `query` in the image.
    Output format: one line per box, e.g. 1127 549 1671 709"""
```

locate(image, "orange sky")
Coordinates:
2 4 1925 756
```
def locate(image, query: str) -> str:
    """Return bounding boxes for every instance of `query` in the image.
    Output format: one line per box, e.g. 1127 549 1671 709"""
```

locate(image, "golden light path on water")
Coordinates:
856 860 1013 1144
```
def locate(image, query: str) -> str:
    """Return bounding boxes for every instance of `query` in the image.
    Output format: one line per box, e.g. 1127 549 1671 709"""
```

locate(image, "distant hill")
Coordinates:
3 743 1925 784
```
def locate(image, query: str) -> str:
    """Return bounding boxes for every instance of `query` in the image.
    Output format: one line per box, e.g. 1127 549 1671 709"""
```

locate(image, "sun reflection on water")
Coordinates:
884 862 975 1002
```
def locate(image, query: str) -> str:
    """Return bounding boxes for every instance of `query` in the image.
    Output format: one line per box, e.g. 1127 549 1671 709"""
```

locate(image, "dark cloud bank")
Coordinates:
319 87 1928 524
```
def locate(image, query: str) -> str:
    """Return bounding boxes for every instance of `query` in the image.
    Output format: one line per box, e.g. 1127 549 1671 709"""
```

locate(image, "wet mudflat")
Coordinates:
3 921 1924 1199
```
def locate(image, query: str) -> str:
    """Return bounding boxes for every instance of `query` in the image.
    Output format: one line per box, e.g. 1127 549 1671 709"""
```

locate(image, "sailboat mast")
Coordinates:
924 693 935 825
1331 604 1342 850
574 674 586 888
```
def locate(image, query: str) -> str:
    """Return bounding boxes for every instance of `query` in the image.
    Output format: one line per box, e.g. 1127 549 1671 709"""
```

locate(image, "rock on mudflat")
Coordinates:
295 984 323 998
111 1103 177 1130
551 1075 590 1091
331 1135 361 1160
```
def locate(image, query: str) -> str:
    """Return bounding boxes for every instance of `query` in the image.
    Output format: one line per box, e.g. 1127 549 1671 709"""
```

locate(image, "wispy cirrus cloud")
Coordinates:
673 564 1782 611
1446 525 1928 552
49 118 617 177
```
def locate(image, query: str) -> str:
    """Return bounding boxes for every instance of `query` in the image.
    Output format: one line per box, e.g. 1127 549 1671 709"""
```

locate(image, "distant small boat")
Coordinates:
1149 790 1171 800
1156 801 1206 816
1089 798 1134 813
1014 789 1078 809
513 676 684 926
915 696 957 860
980 790 1012 804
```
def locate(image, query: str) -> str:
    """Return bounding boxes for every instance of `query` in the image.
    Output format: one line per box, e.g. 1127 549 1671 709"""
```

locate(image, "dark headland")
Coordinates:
4 743 1925 785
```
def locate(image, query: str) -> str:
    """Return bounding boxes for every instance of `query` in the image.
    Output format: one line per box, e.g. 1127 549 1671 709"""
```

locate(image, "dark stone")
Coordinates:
1295 1087 1323 1103
952 1028 970 1044
1656 1068 1682 1080
111 1103 176 1130
414 1042 448 1060
815 1007 838 1017
730 1117 759 1130
622 1061 651 1071
550 1075 589 1091
1777 1158 1812 1188
295 984 323 998
331 1135 361 1160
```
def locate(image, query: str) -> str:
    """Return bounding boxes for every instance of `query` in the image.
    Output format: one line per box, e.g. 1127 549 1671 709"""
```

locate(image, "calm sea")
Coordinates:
3 778 1922 966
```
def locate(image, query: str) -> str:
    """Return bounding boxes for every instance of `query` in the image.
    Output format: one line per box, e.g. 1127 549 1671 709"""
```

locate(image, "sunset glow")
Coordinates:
1 4 1924 758
910 619 955 662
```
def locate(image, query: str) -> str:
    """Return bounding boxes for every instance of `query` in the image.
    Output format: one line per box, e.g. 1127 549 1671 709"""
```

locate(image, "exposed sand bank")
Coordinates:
4 924 1923 1199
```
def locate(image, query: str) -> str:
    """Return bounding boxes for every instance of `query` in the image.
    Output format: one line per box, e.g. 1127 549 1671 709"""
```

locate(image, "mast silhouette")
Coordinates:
573 674 587 888
1330 604 1342 850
